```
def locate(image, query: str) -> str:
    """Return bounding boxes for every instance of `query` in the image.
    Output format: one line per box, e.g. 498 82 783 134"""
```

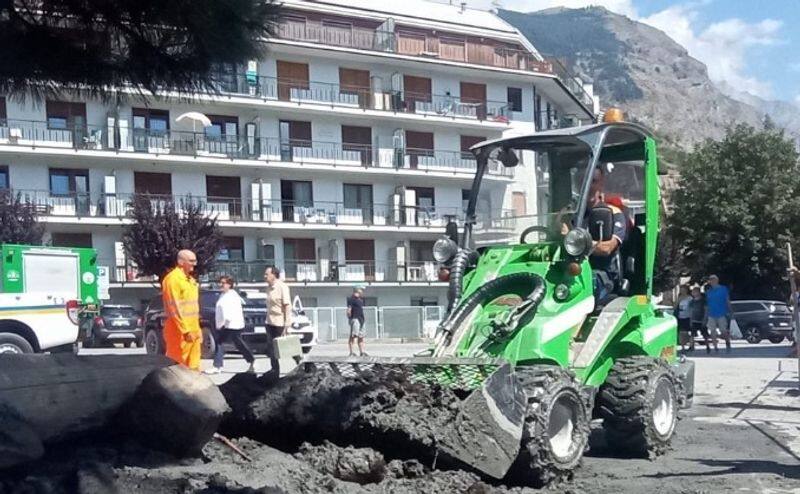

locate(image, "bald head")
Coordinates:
177 249 197 274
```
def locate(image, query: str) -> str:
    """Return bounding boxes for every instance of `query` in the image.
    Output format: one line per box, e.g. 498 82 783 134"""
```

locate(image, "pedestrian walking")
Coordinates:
204 276 256 375
689 286 711 353
161 250 202 370
676 285 692 351
264 266 291 375
347 287 367 357
705 274 732 352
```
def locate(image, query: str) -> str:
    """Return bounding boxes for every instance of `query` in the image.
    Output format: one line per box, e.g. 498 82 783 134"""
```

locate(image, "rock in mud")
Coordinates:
121 366 230 457
295 441 387 484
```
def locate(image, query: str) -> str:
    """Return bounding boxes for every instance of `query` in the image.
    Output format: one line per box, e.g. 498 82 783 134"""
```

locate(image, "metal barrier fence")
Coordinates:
305 305 444 341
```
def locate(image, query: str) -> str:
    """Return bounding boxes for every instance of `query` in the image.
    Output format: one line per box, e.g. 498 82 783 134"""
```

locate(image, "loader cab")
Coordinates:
461 121 661 299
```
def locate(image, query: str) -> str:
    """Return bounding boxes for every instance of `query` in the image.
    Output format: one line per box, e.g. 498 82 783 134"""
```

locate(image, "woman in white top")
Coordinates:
204 275 256 374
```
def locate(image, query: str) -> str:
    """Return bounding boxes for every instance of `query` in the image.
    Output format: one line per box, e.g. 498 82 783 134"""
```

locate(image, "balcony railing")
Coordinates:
209 259 442 284
0 120 515 178
98 257 442 284
200 73 512 123
12 190 465 228
275 18 593 110
276 19 551 74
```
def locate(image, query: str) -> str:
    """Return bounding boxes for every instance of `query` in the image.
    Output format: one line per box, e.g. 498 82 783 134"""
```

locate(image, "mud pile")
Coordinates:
220 367 466 469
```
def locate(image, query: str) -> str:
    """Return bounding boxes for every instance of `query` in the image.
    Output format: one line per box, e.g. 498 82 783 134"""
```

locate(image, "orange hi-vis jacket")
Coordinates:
161 267 201 369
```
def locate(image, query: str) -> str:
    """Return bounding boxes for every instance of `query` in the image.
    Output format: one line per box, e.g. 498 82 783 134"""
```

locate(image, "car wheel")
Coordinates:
201 327 216 360
768 335 785 344
124 341 132 348
145 330 163 355
0 333 34 354
135 338 144 348
744 326 761 344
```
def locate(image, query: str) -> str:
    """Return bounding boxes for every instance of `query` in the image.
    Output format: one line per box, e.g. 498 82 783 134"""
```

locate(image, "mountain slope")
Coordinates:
499 7 773 149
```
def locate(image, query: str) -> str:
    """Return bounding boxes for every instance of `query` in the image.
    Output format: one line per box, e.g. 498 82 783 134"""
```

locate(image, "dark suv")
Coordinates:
731 300 794 344
83 305 143 348
143 290 268 358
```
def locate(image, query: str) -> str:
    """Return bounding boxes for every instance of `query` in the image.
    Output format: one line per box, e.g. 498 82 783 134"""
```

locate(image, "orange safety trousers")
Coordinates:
161 267 202 370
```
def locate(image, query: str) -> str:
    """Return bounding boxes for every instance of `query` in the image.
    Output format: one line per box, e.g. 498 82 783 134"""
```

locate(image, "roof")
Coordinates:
289 0 518 33
472 122 654 151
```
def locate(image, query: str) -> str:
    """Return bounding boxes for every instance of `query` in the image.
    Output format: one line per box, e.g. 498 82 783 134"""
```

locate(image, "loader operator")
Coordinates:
586 167 628 301
161 249 202 370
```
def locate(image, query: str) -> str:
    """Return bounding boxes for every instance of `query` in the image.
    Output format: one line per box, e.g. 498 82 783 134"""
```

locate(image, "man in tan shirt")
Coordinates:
264 265 291 375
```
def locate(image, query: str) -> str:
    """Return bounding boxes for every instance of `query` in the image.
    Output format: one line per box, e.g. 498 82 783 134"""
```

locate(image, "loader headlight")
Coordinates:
564 228 592 257
433 237 458 263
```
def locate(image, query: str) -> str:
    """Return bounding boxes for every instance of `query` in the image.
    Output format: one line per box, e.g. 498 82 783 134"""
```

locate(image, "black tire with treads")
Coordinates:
598 356 680 458
508 366 591 487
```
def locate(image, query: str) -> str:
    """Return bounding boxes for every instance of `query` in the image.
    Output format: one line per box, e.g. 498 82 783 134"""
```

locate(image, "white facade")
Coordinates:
0 0 595 310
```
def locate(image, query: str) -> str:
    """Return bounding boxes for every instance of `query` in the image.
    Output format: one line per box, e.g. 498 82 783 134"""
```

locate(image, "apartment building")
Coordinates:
0 0 596 310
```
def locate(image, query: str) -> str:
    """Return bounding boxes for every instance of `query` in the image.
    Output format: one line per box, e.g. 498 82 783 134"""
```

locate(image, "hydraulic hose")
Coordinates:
437 272 547 349
446 248 479 312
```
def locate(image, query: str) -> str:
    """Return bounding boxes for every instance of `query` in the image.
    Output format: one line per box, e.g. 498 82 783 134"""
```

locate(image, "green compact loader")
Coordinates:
305 121 694 484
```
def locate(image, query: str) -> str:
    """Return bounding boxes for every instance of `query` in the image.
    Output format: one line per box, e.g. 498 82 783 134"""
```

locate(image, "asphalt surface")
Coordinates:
78 340 800 492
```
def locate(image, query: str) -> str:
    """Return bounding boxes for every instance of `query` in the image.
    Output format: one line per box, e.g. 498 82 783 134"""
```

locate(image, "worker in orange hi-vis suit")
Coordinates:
161 249 202 370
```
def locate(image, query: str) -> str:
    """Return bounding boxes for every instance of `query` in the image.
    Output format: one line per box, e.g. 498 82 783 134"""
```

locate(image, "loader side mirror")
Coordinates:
497 147 519 167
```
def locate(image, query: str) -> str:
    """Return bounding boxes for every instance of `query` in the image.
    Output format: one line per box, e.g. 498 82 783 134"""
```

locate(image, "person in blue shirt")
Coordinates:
705 274 732 352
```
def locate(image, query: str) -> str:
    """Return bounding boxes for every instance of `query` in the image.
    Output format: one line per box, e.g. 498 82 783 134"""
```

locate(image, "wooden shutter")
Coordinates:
288 121 312 146
206 176 240 198
406 131 434 169
460 135 485 152
276 60 310 101
512 192 527 216
342 125 372 165
440 36 466 61
134 172 172 195
460 82 486 104
339 68 370 108
397 31 425 55
403 75 432 112
345 239 374 261
0 97 6 121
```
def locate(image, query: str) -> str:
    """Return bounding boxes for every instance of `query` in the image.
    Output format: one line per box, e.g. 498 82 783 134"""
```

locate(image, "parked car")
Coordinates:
143 290 270 358
83 305 143 348
730 300 794 344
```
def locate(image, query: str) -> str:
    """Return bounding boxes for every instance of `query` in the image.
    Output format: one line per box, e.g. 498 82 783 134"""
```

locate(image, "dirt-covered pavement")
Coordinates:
3 341 799 493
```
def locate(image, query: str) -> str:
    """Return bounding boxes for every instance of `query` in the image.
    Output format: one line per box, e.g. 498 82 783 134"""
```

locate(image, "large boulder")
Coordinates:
122 365 230 456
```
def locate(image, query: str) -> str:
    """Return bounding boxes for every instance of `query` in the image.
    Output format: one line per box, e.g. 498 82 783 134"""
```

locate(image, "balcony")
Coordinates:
13 190 464 229
274 18 595 110
202 75 511 123
276 19 550 73
208 259 443 284
0 120 514 178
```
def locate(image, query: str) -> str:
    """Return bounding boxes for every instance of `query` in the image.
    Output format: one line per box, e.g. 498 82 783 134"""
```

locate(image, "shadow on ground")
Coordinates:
643 458 800 480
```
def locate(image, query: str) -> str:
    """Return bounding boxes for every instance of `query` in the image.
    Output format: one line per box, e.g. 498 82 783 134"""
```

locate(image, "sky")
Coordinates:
471 0 800 105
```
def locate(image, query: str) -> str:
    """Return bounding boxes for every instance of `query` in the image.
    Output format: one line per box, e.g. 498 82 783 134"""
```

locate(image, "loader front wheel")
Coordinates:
510 367 590 487
598 356 679 458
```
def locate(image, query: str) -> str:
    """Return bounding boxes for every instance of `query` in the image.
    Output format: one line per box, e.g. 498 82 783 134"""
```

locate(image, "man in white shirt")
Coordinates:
204 275 256 374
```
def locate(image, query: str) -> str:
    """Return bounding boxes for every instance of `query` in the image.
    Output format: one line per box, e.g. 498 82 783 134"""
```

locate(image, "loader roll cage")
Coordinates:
463 122 659 250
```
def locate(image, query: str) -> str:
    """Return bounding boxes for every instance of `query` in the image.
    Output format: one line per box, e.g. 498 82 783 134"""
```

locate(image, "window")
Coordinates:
507 87 523 112
49 168 89 196
344 184 373 209
207 176 242 218
0 96 6 123
0 166 8 190
409 186 435 208
409 241 435 262
284 238 316 280
258 243 275 262
134 171 172 196
219 236 244 261
206 115 238 137
276 60 310 101
462 189 470 212
341 125 372 164
51 232 93 248
279 120 312 160
132 108 169 133
411 296 439 307
46 101 86 129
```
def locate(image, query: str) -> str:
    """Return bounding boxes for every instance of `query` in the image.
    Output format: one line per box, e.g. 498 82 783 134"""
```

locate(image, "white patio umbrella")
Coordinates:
175 111 212 133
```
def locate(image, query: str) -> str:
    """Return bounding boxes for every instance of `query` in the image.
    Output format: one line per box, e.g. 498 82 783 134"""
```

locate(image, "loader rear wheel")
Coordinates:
510 367 590 487
598 356 679 458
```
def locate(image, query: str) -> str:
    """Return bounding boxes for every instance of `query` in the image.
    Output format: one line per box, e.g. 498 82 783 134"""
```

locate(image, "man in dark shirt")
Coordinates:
347 287 367 357
587 167 628 301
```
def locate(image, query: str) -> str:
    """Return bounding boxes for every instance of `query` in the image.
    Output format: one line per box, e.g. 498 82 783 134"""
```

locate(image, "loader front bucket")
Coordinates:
303 355 527 478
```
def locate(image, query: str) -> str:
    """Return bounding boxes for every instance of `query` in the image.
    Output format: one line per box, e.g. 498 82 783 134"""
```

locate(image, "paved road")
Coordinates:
80 340 800 491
